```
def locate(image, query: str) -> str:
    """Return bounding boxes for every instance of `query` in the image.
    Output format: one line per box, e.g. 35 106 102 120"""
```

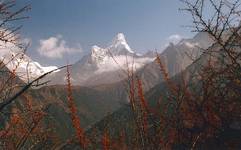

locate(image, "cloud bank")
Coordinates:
37 35 82 59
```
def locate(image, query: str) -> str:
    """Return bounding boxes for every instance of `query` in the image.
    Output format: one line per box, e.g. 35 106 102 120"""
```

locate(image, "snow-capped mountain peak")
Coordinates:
3 52 59 82
90 33 137 65
88 33 155 76
0 40 58 83
112 33 127 45
91 45 108 64
109 33 134 54
49 33 155 86
91 45 106 56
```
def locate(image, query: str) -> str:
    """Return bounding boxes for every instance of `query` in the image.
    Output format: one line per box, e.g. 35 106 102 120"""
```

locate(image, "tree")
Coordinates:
0 1 64 149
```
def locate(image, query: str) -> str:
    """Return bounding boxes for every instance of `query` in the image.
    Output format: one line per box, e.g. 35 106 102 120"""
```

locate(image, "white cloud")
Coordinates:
37 35 82 59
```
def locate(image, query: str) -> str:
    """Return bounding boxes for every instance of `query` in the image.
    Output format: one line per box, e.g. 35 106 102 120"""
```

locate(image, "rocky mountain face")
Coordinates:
48 32 213 90
22 85 125 140
46 32 214 107
136 32 214 91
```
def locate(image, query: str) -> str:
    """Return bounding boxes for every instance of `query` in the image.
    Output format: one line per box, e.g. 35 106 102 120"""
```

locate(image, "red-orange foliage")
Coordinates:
102 131 110 150
66 65 87 149
136 78 149 112
136 78 149 134
0 93 53 149
155 54 177 94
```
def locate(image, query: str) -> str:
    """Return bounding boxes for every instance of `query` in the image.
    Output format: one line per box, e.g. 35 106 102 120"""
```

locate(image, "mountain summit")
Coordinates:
110 33 134 54
90 33 134 65
49 33 155 86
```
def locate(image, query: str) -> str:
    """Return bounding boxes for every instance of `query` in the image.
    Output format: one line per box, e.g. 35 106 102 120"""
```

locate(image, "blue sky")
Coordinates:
17 0 195 66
